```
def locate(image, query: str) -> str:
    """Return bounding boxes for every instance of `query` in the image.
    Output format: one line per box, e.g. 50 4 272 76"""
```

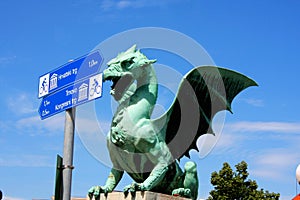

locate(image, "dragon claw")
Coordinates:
172 188 191 198
88 185 108 199
123 182 144 196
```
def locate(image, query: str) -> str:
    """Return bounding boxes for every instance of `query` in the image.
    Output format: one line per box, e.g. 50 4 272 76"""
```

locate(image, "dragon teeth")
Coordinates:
110 89 115 95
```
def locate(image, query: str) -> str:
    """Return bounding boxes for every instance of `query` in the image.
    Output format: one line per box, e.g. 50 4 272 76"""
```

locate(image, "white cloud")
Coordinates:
0 120 10 131
7 92 38 115
0 154 52 167
255 150 299 168
211 121 300 157
242 98 264 107
0 111 65 138
280 195 295 200
250 149 300 181
100 0 179 10
15 114 64 136
100 0 114 10
208 120 300 183
76 116 110 135
100 0 145 10
116 0 131 9
0 55 16 65
76 119 110 161
226 121 300 134
183 119 300 159
211 131 240 149
4 197 25 200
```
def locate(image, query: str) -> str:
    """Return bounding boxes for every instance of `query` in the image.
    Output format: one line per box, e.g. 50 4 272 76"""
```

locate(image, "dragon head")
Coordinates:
103 45 156 100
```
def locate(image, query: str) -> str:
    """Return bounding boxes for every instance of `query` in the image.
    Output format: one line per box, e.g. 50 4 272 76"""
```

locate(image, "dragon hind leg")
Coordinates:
172 161 198 200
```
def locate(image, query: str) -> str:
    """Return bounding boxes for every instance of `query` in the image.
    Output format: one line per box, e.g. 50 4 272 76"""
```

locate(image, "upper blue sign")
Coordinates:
39 73 103 120
38 51 103 98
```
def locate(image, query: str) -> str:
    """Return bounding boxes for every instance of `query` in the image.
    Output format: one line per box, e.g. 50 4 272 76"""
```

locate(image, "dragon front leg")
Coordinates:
88 168 124 199
121 119 175 196
123 162 169 195
123 127 173 194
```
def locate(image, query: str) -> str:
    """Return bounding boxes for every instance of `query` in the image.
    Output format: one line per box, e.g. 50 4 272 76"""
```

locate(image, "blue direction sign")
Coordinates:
39 73 103 120
38 51 103 98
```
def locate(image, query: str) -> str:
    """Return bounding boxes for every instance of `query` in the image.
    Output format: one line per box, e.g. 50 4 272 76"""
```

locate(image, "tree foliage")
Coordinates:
208 161 280 200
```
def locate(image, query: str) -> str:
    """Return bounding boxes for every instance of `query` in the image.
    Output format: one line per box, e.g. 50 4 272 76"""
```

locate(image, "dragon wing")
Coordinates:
153 66 257 160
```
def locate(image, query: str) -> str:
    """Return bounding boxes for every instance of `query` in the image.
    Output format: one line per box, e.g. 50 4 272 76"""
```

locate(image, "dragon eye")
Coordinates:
121 58 134 69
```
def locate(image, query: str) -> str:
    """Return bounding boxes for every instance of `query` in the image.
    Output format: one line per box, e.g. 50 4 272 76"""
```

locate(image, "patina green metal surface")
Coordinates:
88 45 257 200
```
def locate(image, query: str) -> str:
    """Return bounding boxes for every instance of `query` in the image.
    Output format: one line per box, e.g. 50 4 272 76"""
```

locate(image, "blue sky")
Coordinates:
0 0 300 199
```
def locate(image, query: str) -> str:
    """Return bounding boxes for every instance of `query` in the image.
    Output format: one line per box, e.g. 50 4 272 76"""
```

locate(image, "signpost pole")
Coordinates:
37 51 103 199
54 155 63 200
62 107 76 200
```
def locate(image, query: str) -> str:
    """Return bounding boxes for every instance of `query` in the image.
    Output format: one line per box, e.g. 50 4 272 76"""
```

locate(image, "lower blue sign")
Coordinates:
39 73 103 120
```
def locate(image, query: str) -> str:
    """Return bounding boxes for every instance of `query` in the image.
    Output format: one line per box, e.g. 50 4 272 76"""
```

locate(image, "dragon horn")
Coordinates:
125 44 137 54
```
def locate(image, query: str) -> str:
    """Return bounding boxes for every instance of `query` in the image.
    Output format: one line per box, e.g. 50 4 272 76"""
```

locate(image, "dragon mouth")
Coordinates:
110 76 120 90
109 76 120 97
107 74 134 101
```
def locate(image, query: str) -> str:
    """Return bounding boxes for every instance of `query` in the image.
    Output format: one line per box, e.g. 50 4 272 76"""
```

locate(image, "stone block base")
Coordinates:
66 191 191 200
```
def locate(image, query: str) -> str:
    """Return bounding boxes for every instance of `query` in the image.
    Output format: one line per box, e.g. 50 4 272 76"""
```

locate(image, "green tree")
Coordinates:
208 161 280 200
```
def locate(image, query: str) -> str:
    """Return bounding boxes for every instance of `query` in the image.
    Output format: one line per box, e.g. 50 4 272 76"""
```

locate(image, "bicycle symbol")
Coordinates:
39 78 48 95
89 78 101 96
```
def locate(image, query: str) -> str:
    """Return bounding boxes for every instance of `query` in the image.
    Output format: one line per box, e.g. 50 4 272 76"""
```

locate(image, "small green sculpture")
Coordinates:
88 45 257 200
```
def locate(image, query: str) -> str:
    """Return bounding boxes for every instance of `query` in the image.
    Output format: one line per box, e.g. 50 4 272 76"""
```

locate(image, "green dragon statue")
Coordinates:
88 45 257 200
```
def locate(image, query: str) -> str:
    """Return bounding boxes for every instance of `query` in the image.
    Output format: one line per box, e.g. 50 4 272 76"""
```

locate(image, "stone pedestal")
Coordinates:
91 191 191 200
64 191 191 200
